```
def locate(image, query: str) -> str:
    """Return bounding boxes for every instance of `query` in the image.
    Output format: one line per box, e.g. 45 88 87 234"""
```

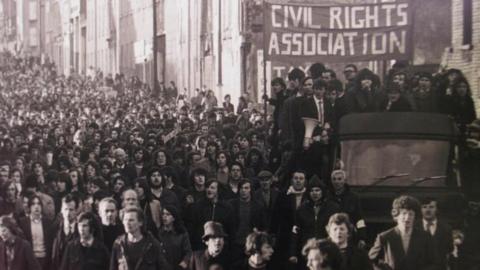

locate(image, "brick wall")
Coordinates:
444 0 480 113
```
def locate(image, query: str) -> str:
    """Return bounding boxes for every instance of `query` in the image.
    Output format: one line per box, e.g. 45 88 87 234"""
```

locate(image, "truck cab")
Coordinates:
337 112 465 241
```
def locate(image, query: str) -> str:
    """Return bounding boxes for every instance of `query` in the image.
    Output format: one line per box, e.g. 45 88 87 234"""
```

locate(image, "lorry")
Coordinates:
337 112 465 241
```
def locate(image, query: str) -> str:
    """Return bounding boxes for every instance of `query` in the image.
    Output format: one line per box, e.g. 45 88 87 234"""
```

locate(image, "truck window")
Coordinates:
341 139 450 187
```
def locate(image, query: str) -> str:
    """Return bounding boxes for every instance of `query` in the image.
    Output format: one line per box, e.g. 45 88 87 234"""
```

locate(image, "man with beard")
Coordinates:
98 197 124 252
187 221 230 270
148 166 180 212
110 207 171 270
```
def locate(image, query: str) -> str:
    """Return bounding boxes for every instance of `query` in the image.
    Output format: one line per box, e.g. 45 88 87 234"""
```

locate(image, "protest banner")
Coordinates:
263 0 414 78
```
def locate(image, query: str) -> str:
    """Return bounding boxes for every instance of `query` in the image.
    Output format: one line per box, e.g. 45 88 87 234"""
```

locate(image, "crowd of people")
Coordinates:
0 50 479 270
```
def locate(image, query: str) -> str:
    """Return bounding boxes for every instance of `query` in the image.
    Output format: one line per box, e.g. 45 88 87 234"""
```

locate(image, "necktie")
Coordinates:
426 221 434 235
318 100 324 125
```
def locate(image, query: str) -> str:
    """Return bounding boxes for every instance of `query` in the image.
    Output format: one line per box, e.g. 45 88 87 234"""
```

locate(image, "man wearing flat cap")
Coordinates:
187 221 230 270
254 170 280 230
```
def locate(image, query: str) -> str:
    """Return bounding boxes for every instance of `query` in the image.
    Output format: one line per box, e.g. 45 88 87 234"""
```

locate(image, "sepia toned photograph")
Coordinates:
0 0 479 269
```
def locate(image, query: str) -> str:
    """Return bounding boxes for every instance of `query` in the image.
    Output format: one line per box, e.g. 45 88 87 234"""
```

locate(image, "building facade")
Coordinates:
442 0 480 112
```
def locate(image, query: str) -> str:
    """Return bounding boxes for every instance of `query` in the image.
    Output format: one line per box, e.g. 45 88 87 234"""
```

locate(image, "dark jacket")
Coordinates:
229 198 267 241
51 221 78 270
329 186 367 241
0 236 41 270
151 188 181 214
110 233 171 270
269 89 291 130
290 200 340 256
427 220 453 270
341 244 373 270
60 238 109 270
187 199 233 250
271 190 309 255
17 216 54 267
413 90 439 113
347 88 385 113
158 228 192 269
187 249 230 270
369 227 440 270
124 162 148 183
380 96 412 112
279 95 304 147
253 187 280 231
102 223 125 252
451 96 476 133
295 96 335 150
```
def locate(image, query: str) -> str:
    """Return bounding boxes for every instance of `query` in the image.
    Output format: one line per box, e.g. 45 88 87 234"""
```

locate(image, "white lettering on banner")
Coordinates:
318 33 328 55
269 33 280 55
272 5 282 27
267 31 405 56
365 6 379 28
304 33 316 56
292 33 302 55
272 5 323 29
351 6 364 28
330 7 343 29
372 33 387 54
266 2 411 62
333 33 346 56
363 33 369 55
328 4 409 29
272 64 310 78
381 4 396 26
281 34 292 55
306 7 322 29
397 3 408 26
288 6 303 28
390 30 406 53
344 32 357 55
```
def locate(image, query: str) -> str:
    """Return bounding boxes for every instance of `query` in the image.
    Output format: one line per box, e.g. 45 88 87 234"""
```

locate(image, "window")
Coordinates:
463 0 472 45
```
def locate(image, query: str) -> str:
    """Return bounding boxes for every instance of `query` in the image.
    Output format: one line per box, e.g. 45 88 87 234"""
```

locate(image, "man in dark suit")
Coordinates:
421 198 453 270
18 195 54 270
253 170 280 230
271 170 310 270
297 79 335 179
369 195 440 270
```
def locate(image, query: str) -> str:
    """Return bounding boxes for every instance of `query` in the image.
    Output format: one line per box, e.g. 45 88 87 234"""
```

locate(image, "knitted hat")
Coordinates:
308 174 326 191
